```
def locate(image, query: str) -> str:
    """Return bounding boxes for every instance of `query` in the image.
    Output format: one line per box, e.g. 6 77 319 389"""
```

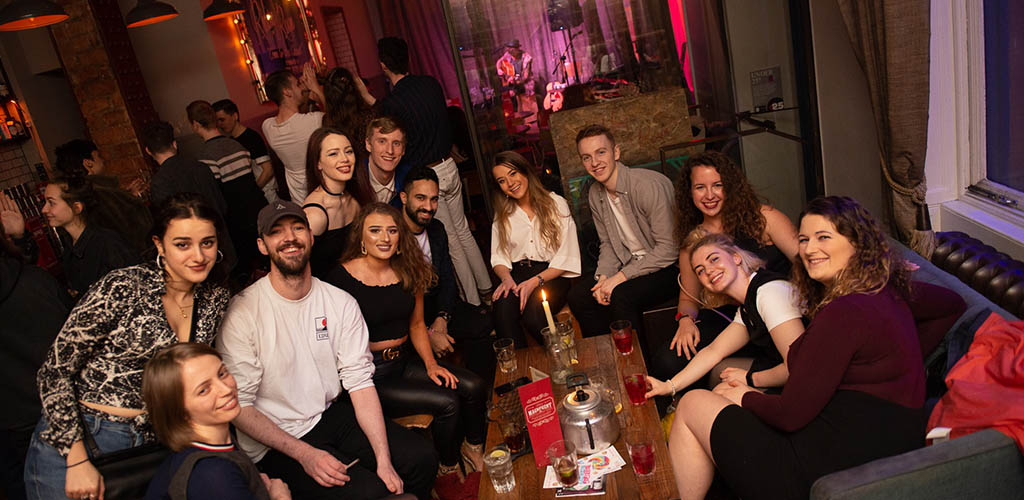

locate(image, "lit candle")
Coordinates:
541 289 557 333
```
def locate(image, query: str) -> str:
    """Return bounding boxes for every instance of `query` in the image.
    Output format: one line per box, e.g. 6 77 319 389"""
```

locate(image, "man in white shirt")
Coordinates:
567 124 680 342
217 201 437 499
261 70 324 202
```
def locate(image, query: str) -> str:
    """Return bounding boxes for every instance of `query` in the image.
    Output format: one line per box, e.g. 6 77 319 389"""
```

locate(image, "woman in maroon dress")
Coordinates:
664 196 966 500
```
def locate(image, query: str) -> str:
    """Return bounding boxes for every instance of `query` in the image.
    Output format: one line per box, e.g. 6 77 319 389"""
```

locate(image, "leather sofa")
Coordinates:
809 236 1024 499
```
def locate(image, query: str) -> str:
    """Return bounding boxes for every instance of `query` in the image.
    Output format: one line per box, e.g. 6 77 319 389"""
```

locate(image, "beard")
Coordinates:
269 241 310 277
404 203 435 228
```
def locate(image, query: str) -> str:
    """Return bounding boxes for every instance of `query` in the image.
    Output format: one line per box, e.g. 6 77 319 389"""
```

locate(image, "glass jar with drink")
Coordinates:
484 444 516 493
610 319 634 355
546 440 579 487
625 429 657 477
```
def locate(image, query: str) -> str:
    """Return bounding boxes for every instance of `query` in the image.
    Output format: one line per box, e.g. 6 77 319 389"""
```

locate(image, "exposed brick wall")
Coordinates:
0 142 32 189
50 0 157 189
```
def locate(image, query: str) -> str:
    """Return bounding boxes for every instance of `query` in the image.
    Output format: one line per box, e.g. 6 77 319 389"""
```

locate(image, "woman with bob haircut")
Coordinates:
326 203 487 499
301 127 364 278
142 343 291 500
488 150 581 347
645 233 804 401
24 193 232 500
651 151 800 400
663 196 966 500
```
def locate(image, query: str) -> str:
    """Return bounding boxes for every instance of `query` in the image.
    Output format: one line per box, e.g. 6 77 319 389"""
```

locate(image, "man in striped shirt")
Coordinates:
188 100 268 283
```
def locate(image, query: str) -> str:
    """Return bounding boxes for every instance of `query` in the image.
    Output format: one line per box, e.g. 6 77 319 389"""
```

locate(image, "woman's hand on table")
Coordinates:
427 364 459 389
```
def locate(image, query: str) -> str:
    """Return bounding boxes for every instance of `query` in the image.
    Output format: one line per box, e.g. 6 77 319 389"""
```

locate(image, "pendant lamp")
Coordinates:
0 0 69 31
203 0 242 21
125 0 178 28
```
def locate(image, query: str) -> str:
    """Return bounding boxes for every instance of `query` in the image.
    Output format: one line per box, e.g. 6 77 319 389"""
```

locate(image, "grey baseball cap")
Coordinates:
257 200 308 235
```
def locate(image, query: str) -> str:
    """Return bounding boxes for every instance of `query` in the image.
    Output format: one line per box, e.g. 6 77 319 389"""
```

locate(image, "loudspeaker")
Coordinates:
547 0 583 31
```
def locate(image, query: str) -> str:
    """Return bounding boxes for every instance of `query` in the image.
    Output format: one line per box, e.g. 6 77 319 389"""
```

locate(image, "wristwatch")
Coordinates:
437 311 451 323
535 275 545 288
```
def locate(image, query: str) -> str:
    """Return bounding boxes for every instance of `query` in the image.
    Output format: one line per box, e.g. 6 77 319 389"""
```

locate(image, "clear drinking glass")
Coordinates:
548 341 571 384
546 440 579 487
484 444 516 493
493 338 517 374
610 320 634 355
542 322 578 365
625 429 657 477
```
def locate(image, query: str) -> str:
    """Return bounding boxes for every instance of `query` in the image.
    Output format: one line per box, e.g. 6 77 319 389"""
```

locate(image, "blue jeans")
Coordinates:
24 415 145 500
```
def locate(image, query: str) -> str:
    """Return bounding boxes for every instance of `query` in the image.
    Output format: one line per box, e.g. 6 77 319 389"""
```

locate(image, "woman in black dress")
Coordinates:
326 203 487 500
301 127 364 278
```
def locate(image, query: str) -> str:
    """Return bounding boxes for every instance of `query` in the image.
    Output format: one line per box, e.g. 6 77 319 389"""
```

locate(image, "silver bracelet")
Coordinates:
668 378 678 396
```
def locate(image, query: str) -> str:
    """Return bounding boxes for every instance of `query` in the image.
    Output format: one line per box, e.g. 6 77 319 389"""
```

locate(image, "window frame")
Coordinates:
930 0 1024 260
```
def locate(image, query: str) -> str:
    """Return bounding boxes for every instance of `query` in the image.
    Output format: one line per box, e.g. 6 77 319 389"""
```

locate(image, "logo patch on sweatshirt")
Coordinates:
315 316 328 341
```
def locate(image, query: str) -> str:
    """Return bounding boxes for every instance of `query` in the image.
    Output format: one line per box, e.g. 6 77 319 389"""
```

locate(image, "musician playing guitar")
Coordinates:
496 39 535 112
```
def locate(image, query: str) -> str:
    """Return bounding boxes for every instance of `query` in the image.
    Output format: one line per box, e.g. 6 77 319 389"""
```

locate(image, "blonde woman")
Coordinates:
488 151 580 347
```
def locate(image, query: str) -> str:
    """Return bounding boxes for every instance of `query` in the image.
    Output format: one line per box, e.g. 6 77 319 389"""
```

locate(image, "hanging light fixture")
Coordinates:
125 0 178 28
0 0 69 31
203 0 242 21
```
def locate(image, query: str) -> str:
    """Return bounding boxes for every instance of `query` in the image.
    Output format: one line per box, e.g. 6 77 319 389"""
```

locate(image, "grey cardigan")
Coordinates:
589 163 679 280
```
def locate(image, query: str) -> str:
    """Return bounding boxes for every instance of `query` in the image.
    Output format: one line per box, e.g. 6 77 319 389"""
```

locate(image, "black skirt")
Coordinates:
709 390 925 500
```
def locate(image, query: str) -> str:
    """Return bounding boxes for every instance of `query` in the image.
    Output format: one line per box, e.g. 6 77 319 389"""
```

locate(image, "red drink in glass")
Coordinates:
610 320 633 355
623 373 647 405
555 459 579 486
629 442 656 476
504 428 526 452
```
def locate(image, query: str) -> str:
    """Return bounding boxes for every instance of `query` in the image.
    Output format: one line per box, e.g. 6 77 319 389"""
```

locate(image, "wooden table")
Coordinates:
478 334 679 499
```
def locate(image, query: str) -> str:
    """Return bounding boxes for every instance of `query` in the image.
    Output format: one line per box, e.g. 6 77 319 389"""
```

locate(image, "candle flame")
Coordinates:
541 289 547 301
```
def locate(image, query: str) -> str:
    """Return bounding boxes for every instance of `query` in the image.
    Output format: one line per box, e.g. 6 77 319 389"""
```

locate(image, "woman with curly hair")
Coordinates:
488 151 580 348
326 203 487 499
302 127 364 278
650 151 799 398
662 196 965 500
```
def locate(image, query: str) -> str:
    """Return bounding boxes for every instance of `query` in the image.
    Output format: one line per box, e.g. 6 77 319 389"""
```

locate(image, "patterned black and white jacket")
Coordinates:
36 262 230 456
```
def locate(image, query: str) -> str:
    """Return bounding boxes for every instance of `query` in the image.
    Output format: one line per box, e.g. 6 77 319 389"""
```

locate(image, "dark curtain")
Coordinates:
377 0 461 100
837 0 935 256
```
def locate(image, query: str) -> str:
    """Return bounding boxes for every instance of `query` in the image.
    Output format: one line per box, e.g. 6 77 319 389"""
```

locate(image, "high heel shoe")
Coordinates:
461 440 484 473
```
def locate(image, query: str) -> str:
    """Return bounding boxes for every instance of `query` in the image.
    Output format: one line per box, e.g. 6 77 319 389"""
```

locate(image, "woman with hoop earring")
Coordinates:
24 193 232 500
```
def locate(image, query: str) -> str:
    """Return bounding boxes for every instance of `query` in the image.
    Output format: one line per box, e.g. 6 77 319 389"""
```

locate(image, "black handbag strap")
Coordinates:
78 410 104 459
168 448 270 500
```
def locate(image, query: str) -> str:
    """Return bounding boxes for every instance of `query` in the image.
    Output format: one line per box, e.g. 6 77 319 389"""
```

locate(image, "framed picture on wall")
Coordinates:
243 0 317 90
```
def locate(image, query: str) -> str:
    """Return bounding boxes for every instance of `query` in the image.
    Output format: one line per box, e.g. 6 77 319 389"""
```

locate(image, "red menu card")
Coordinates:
518 377 563 468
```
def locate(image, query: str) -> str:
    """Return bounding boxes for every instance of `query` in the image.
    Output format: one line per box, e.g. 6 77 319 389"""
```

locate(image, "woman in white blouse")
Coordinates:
489 151 581 347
